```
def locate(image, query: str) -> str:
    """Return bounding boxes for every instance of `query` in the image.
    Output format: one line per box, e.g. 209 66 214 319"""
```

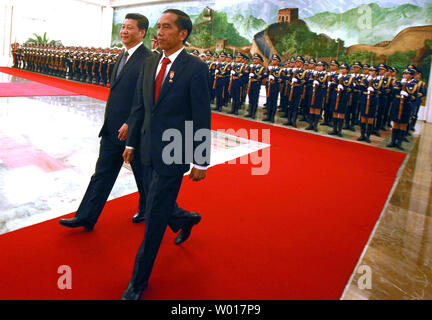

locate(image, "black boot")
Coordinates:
337 118 344 137
329 118 338 135
284 110 293 126
305 114 314 130
357 123 366 141
396 129 404 150
365 124 372 143
291 111 298 128
313 115 319 132
387 129 398 148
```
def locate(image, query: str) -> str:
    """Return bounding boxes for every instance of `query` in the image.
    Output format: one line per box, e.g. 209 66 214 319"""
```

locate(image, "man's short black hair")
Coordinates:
162 9 192 43
125 13 149 32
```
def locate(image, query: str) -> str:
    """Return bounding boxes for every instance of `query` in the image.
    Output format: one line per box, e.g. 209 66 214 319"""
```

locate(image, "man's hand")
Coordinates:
123 148 134 164
118 123 128 141
189 167 207 182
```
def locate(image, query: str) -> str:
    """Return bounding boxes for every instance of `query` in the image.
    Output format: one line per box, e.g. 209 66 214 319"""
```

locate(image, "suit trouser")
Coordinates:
130 164 191 287
75 135 146 225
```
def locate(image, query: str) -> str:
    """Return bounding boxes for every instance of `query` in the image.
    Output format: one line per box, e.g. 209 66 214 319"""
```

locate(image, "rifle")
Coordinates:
212 64 218 90
289 69 298 102
311 73 318 106
334 76 343 112
365 78 373 115
398 82 406 121
325 74 333 104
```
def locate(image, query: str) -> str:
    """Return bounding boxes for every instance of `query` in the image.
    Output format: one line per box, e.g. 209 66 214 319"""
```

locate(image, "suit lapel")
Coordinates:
143 53 161 109
153 49 188 111
111 46 144 89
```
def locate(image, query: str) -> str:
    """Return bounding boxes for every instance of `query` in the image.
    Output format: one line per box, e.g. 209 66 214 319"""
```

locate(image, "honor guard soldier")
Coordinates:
374 63 391 135
301 58 317 122
106 52 117 87
151 35 161 54
205 50 216 104
328 63 353 137
191 49 199 57
357 65 382 143
263 54 283 123
322 59 339 127
387 68 418 150
410 65 426 132
99 51 109 86
225 53 234 106
228 53 246 115
346 61 364 131
246 53 267 119
213 51 230 111
305 61 329 132
284 56 308 128
279 57 296 118
240 53 250 105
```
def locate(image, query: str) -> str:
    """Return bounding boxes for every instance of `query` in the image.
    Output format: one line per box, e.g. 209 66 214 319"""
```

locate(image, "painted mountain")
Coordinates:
304 2 432 46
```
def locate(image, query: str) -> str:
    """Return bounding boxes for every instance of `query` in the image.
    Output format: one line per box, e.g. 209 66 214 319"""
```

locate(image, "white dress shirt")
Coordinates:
126 46 207 171
123 42 142 62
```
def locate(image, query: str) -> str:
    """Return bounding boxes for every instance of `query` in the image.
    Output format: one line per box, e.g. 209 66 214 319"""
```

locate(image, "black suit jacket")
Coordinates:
127 48 211 176
99 44 153 145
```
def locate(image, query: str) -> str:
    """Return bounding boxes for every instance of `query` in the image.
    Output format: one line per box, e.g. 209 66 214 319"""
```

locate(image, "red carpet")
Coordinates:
0 82 78 97
0 67 109 100
0 67 406 299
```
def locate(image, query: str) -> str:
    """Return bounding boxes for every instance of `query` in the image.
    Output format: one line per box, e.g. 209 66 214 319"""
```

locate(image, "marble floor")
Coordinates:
341 122 432 300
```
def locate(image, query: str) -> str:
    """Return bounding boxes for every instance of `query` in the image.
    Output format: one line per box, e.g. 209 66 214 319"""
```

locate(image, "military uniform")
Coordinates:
305 61 328 132
263 54 283 123
228 53 246 115
213 52 231 111
246 53 267 119
284 56 308 128
357 66 382 143
328 63 354 137
387 68 419 150
322 60 340 127
345 61 364 131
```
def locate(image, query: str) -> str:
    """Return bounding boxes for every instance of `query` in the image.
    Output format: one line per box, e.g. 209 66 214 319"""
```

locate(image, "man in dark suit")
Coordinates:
120 9 211 300
59 13 152 230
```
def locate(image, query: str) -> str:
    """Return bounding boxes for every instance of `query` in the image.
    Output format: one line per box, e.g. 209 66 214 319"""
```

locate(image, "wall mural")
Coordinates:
112 0 432 78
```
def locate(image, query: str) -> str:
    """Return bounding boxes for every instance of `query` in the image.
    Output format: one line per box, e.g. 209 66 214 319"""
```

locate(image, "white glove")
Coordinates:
368 87 374 93
400 90 409 97
269 75 275 81
249 64 254 67
268 66 273 70
353 83 356 87
313 80 319 86
292 68 298 72
338 74 343 79
401 78 407 84
249 73 254 78
327 82 332 87
215 69 219 74
292 77 298 83
231 70 235 75
367 76 373 81
338 84 344 91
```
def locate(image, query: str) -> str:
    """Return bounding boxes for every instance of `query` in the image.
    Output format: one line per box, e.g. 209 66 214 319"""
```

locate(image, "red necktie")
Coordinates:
154 57 171 101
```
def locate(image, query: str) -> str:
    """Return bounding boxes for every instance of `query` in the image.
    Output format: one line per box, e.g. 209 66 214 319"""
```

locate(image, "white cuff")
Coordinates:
126 146 134 150
193 164 208 170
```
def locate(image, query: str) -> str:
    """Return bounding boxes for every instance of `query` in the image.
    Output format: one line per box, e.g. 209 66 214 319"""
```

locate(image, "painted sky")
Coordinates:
114 0 432 25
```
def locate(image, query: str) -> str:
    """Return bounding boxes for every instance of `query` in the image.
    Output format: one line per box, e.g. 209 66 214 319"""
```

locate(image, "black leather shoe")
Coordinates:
132 212 146 224
120 281 148 300
174 212 202 245
59 217 94 231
